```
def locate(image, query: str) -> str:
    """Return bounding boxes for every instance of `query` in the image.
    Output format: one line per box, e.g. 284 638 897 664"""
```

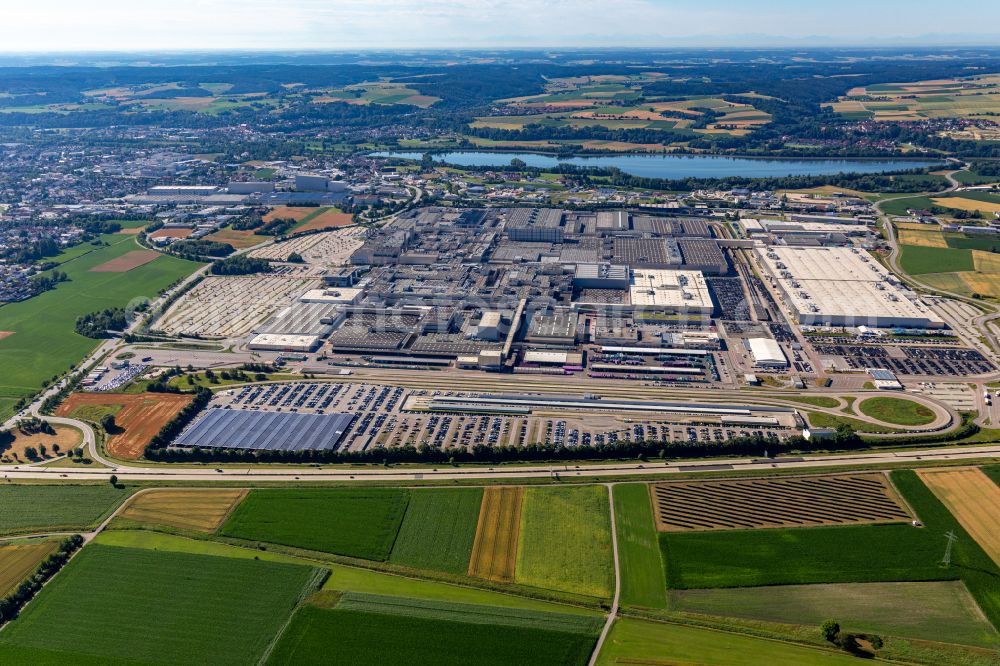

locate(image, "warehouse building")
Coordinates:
746 337 788 368
754 246 946 329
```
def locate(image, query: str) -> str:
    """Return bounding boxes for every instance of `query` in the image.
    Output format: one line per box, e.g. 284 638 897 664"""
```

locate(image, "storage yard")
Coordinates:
156 275 320 338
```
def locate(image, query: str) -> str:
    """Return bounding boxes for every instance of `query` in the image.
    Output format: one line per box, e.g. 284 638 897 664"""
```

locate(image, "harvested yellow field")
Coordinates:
898 229 948 248
917 468 1000 566
960 273 1000 298
931 197 1000 213
0 541 59 595
972 250 1000 273
117 489 248 532
468 487 524 583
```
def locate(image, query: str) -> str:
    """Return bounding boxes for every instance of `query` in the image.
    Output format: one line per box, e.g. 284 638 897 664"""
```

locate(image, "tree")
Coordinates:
23 446 38 460
510 158 527 169
109 474 118 487
287 252 304 263
821 620 840 643
99 413 117 433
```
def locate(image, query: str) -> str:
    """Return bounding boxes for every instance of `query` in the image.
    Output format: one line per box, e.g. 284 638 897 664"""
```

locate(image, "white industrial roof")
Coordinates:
629 270 713 310
747 337 787 365
755 246 945 327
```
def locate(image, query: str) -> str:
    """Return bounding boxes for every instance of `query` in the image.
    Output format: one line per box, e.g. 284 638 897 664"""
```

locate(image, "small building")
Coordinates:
746 337 788 368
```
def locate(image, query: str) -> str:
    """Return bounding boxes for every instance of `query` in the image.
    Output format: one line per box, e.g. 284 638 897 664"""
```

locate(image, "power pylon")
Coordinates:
941 530 959 567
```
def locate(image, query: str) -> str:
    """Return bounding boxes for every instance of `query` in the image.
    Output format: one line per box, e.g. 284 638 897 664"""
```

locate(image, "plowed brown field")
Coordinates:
89 250 160 272
917 467 1000 566
468 486 524 582
117 488 248 532
58 392 192 460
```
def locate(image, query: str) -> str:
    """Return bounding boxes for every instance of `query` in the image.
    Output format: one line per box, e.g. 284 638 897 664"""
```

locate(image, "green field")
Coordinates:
0 484 130 535
661 522 955 589
596 618 862 666
892 470 1000 629
267 605 596 665
389 488 482 574
0 544 322 665
333 592 604 634
613 484 667 609
0 232 201 417
671 581 999 647
94 530 599 616
516 485 613 599
858 397 936 426
899 244 975 275
221 488 409 560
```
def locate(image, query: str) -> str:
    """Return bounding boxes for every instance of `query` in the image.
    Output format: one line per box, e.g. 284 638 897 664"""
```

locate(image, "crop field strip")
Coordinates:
651 473 911 532
613 483 667 609
389 487 482 574
515 485 614 599
0 544 325 665
116 488 248 533
0 541 59 596
0 484 130 535
917 468 1000 567
220 488 410 561
670 581 1000 648
468 486 524 582
333 592 604 635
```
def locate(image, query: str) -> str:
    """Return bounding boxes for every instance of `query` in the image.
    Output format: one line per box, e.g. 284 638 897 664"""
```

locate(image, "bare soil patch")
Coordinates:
296 209 353 232
0 330 14 341
58 392 192 460
149 228 194 239
89 250 160 273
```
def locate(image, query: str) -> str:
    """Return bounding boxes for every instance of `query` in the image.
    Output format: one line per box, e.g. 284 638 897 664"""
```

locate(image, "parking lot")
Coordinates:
207 381 795 454
813 343 994 376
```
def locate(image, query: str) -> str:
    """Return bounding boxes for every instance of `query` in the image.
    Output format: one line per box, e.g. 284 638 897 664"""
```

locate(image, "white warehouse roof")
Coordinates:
747 337 788 367
755 246 945 329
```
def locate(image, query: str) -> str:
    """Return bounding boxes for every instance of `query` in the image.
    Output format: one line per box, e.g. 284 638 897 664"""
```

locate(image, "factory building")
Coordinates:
573 263 629 290
227 181 275 194
295 174 349 192
525 312 579 346
754 246 946 329
628 270 714 315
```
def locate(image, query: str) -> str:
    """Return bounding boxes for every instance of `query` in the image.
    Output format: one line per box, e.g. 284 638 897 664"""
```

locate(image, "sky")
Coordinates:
5 0 1000 51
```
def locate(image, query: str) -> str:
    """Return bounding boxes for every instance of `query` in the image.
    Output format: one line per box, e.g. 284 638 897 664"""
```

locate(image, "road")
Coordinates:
3 441 999 483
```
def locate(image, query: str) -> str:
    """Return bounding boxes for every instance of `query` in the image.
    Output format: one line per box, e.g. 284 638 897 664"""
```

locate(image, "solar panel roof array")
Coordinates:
173 408 356 452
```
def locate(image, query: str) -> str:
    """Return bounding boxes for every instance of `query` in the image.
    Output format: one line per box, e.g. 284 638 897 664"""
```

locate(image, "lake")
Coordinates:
373 151 943 180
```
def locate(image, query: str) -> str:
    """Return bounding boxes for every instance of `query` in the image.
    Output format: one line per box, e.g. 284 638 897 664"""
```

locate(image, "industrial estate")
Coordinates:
1 43 1000 666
